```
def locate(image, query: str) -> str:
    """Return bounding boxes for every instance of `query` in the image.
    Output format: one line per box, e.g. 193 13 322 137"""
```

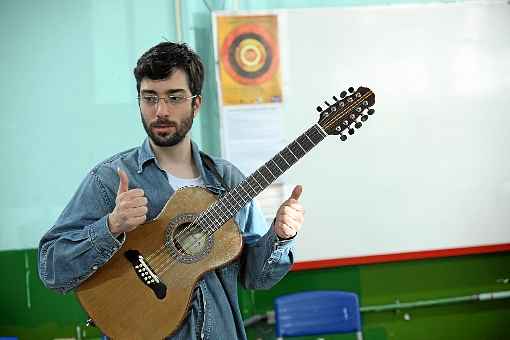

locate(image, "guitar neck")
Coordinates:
202 123 327 230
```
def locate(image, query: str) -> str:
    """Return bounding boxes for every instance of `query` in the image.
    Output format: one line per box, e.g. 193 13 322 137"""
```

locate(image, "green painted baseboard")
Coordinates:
1 249 509 339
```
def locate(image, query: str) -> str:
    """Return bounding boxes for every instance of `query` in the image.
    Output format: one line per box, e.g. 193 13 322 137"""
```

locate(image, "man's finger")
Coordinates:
117 168 129 195
289 185 303 201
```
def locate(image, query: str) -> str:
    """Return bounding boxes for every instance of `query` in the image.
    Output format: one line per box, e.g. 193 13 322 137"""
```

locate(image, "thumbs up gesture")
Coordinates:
274 185 305 240
108 168 148 235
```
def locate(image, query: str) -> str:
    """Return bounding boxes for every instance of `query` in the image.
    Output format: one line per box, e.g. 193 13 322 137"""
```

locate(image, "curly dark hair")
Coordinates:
133 42 204 96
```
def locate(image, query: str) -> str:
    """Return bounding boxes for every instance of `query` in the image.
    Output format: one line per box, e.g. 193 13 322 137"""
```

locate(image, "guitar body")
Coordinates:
76 187 243 340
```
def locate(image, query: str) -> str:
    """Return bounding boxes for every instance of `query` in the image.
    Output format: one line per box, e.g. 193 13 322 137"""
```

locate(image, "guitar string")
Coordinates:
150 132 315 276
151 148 300 276
149 125 322 274
152 127 324 277
150 149 293 274
146 91 372 277
146 127 315 271
144 90 373 277
148 91 372 276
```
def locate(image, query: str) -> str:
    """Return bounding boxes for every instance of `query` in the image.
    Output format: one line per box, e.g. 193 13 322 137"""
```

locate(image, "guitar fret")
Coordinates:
209 209 222 226
230 188 247 209
224 195 238 213
274 153 289 170
215 199 233 219
286 147 298 160
280 147 297 167
202 215 216 232
250 174 264 190
239 183 251 197
295 139 308 153
304 133 316 146
200 210 216 230
270 159 283 174
313 123 328 138
244 179 257 196
260 166 275 183
289 141 305 158
310 125 326 143
297 134 314 152
255 169 270 186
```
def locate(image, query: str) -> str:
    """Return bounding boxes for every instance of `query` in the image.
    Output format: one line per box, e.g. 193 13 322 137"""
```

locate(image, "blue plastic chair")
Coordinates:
274 290 363 340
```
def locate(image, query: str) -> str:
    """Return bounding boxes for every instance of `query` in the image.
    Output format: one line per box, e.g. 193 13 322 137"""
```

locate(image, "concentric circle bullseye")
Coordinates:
220 23 279 85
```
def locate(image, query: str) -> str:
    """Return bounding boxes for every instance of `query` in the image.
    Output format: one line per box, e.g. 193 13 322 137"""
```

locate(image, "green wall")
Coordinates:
1 0 509 339
1 249 509 339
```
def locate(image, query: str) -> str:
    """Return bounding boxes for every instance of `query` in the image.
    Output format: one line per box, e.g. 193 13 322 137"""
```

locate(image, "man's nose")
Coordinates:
155 99 172 117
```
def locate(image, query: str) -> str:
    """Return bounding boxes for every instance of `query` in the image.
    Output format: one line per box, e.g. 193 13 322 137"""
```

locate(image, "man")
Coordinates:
38 42 304 339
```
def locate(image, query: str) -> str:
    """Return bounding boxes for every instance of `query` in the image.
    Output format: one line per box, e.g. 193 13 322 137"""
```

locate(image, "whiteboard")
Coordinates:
275 2 510 265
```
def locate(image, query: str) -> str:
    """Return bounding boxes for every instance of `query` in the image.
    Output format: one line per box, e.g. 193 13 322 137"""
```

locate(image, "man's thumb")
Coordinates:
290 185 303 201
117 168 129 195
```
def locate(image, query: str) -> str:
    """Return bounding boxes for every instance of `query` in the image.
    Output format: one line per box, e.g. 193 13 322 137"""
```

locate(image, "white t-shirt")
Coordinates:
165 171 205 191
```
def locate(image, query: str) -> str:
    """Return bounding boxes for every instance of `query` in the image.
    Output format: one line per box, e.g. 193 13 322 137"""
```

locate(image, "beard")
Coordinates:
141 109 194 147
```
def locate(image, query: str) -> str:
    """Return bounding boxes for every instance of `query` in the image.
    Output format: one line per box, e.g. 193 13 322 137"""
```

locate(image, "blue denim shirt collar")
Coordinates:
137 138 225 194
136 138 156 174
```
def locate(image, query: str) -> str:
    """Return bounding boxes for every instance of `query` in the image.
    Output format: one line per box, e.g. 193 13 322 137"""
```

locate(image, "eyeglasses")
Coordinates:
138 94 198 107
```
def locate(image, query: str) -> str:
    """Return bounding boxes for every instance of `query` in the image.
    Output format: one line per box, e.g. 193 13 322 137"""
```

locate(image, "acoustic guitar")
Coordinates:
76 86 375 339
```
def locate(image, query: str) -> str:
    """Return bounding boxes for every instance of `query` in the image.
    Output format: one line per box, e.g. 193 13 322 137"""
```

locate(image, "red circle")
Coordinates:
220 23 279 85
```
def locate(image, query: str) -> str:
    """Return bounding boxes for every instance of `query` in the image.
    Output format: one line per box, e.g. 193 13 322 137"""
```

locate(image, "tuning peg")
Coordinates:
340 91 347 98
348 128 355 135
355 122 362 129
361 115 368 122
324 100 330 106
348 87 355 93
340 134 347 141
316 106 323 112
333 96 338 101
368 109 375 115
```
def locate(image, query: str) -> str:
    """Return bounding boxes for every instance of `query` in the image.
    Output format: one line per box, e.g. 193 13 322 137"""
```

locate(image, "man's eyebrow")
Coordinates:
166 89 186 95
140 89 186 95
140 89 157 94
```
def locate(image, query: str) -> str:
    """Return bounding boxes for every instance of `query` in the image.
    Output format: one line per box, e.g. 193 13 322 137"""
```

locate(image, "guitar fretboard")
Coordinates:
199 124 327 231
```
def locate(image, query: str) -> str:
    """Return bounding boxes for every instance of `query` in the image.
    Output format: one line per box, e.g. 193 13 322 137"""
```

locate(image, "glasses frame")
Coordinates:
137 94 199 108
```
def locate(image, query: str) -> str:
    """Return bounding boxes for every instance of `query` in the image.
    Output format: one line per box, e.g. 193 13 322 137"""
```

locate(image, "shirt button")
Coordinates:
92 265 98 270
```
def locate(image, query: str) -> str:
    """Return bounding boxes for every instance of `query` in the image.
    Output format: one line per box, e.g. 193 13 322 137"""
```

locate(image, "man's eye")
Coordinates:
143 96 158 104
168 96 184 103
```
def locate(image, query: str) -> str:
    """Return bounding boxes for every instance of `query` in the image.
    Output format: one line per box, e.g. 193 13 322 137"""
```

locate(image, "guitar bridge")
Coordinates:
124 250 167 299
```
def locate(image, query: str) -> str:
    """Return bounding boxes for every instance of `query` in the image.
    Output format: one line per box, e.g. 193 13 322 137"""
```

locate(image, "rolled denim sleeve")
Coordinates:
38 170 124 293
238 200 295 290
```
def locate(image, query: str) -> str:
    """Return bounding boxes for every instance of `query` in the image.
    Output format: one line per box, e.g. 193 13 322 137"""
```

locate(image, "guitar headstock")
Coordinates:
317 86 375 140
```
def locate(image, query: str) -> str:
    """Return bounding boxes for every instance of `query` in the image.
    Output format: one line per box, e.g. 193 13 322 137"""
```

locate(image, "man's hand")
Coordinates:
108 168 148 235
274 185 304 240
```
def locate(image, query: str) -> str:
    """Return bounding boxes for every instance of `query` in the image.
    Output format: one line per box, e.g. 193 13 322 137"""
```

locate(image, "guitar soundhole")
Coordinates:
165 213 213 264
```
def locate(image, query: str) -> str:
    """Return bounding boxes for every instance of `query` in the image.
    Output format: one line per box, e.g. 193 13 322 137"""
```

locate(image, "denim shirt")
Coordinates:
38 138 295 340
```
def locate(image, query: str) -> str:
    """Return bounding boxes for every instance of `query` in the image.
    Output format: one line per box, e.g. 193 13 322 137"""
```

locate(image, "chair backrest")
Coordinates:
274 290 362 338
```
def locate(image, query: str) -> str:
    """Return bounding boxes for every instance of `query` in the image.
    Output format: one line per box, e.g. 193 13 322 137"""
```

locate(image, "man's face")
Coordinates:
138 69 201 147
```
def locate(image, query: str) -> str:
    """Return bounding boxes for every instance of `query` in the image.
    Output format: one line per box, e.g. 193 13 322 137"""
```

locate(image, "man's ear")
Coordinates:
193 95 202 118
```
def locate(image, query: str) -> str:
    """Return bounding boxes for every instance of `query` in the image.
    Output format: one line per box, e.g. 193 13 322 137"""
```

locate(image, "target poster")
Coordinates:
216 14 283 106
